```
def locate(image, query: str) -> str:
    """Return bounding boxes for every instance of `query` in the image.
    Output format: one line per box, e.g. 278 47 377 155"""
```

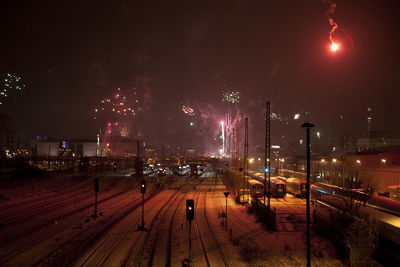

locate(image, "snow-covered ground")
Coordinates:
0 170 344 266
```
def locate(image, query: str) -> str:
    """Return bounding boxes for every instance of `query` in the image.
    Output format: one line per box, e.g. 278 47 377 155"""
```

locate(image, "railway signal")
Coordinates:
186 199 194 259
186 199 194 221
140 180 146 194
138 179 147 231
94 177 99 217
223 192 230 232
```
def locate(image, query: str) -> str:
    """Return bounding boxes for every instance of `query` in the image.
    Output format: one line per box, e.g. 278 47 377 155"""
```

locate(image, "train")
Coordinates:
248 179 264 198
190 164 205 177
270 178 286 198
247 171 286 198
177 165 190 176
277 177 306 198
311 182 400 248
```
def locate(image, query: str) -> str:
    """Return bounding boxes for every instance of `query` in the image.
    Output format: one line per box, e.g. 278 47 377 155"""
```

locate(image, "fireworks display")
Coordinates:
182 105 195 116
94 87 140 119
324 0 340 52
1 73 26 105
222 91 240 104
94 87 144 138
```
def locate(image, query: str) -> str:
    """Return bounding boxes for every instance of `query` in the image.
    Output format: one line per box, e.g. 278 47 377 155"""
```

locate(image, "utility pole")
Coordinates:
237 119 241 169
231 127 235 167
302 122 314 267
264 102 271 210
244 118 248 203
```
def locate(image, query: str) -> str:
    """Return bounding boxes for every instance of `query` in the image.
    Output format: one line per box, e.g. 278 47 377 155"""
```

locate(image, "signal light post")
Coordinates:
264 167 270 209
94 177 99 217
223 192 230 232
302 122 314 267
186 199 194 259
138 180 146 231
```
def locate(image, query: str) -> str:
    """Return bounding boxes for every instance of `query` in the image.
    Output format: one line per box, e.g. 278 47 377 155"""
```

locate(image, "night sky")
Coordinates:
1 0 400 154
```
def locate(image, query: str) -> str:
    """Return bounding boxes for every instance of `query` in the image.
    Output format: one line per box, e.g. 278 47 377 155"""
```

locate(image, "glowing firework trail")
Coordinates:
323 0 339 51
221 121 225 156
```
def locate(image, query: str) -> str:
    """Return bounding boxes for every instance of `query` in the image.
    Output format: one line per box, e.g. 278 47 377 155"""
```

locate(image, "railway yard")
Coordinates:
1 168 347 266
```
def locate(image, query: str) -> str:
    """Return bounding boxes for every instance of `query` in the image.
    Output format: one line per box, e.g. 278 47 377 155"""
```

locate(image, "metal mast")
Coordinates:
244 117 249 203
235 119 240 169
264 102 271 210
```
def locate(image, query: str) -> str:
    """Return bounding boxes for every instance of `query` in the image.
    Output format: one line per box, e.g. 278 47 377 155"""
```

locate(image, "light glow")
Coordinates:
330 42 339 52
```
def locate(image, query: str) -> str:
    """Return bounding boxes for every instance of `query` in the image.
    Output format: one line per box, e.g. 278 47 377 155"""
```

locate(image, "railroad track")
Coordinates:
195 181 229 267
14 184 160 267
212 188 264 243
76 191 168 267
136 191 187 267
0 174 91 212
74 177 200 267
0 181 139 263
0 172 129 228
273 197 307 232
135 178 203 267
166 188 187 266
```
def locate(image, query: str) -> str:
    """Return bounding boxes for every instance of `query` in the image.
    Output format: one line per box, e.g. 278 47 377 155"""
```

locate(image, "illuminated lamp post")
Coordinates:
302 122 314 267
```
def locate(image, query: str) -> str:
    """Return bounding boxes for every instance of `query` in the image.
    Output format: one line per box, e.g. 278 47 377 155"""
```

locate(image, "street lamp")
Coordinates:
302 122 314 267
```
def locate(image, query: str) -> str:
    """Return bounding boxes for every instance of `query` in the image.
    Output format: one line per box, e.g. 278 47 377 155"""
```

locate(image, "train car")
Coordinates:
190 164 205 177
248 172 286 198
311 182 349 200
247 179 264 198
311 182 371 206
367 194 400 217
311 182 400 217
270 177 286 198
311 182 400 248
197 165 204 176
283 177 306 198
177 165 190 176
